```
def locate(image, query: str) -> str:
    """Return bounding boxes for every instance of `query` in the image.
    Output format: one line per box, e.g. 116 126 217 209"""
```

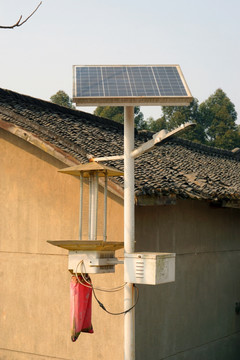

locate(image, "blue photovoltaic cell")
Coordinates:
76 67 104 97
74 66 188 98
102 67 132 97
128 67 160 96
153 67 187 96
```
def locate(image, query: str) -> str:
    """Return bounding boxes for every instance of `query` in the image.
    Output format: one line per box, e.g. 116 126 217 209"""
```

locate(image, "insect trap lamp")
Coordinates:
48 160 176 284
48 162 124 274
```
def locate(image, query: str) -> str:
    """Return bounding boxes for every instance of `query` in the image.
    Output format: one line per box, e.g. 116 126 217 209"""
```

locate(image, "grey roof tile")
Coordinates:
0 88 240 202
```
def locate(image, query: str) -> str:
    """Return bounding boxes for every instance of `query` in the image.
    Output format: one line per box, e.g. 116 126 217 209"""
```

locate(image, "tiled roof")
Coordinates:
0 88 240 202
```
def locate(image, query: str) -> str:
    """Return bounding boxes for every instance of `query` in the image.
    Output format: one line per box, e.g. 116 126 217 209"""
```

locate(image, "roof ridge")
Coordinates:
168 137 240 160
0 87 124 132
0 106 88 160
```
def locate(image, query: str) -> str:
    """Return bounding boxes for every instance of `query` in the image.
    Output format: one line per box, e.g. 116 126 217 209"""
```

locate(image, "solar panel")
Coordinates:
73 65 192 106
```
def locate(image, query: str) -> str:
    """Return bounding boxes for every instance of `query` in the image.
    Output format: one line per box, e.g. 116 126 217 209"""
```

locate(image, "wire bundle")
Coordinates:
74 260 139 316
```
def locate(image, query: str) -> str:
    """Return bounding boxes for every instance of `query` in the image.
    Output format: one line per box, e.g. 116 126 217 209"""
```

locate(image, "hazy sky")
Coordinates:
0 0 239 122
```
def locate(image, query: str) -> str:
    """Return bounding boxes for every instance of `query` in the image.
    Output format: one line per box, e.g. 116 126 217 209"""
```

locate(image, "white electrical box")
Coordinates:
68 251 119 274
124 252 175 285
47 240 124 275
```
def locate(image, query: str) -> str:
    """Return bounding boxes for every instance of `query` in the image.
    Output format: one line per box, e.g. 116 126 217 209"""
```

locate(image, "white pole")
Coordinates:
79 173 83 240
88 174 92 239
124 106 135 360
103 173 108 241
94 173 99 240
90 172 98 240
91 155 124 162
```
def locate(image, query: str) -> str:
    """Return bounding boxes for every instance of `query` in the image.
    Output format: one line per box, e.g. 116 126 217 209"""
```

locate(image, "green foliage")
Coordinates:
93 89 240 150
198 89 239 149
94 106 124 123
147 117 167 132
213 129 240 150
161 98 199 130
50 90 74 109
150 99 207 144
94 106 146 130
134 107 148 130
147 90 239 149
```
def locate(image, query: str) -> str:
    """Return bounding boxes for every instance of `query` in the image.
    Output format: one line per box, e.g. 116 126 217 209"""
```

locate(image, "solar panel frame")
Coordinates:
73 65 193 106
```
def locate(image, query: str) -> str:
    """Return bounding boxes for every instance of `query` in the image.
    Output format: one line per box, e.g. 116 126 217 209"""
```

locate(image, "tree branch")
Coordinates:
0 2 42 29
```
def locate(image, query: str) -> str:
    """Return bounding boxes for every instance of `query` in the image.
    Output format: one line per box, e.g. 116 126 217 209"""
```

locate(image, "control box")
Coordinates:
69 251 119 274
124 252 175 285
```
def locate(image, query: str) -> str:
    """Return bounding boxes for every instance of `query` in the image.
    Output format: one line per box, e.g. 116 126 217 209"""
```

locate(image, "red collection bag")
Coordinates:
70 275 94 342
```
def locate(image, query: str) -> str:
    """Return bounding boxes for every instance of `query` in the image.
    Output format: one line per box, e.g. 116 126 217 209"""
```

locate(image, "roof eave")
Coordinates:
0 119 124 199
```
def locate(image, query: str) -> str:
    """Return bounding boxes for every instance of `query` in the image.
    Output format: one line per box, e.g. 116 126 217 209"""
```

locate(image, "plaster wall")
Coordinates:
1 127 240 360
0 129 124 360
135 202 240 359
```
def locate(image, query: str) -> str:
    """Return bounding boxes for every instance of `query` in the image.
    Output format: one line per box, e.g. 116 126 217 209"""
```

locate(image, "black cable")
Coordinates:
75 269 139 316
92 284 139 316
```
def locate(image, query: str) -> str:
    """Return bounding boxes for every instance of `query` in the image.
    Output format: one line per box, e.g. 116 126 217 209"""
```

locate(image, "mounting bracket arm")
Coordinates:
131 122 195 159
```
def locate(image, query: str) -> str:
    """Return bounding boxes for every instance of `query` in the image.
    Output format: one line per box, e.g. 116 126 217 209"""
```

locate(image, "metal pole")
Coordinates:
88 174 92 239
103 173 108 241
79 172 83 240
90 173 97 240
94 173 99 240
91 155 124 162
124 106 135 360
